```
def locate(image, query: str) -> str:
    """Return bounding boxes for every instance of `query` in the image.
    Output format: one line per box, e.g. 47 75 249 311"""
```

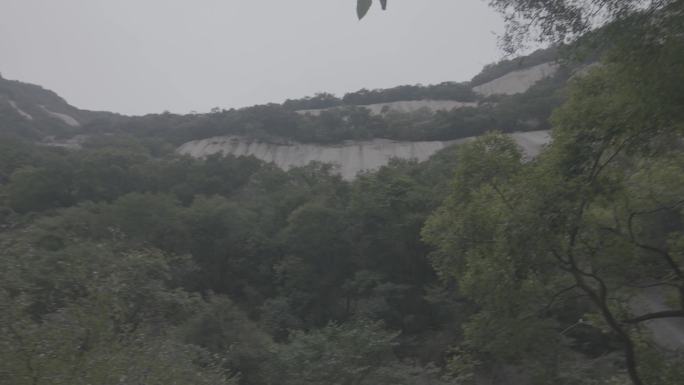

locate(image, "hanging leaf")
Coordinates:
357 0 372 20
379 0 387 10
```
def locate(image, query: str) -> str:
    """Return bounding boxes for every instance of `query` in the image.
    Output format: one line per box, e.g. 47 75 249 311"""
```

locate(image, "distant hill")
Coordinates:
0 74 120 140
0 47 575 149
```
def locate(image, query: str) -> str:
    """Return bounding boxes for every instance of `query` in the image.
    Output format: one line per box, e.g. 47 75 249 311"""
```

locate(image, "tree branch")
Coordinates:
542 284 579 314
623 310 684 324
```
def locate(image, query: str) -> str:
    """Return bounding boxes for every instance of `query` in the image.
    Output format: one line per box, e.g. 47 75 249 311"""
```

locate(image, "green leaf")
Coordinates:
357 0 372 20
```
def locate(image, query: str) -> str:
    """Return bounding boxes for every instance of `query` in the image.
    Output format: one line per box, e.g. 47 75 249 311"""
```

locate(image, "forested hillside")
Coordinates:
1 1 683 384
1 45 567 147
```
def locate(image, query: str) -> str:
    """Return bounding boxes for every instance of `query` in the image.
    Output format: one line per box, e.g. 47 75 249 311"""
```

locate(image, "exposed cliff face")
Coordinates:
177 130 551 180
473 62 559 97
294 61 559 118
296 100 478 116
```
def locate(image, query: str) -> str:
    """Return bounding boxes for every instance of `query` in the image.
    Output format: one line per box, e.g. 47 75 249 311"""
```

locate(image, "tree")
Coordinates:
274 320 397 385
424 61 684 384
356 1 682 53
272 319 449 385
4 165 74 213
179 295 275 385
277 202 352 325
0 240 238 385
348 161 435 285
486 0 673 51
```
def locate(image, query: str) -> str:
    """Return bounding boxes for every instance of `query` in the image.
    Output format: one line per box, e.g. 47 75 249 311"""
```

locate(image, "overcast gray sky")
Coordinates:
0 0 507 116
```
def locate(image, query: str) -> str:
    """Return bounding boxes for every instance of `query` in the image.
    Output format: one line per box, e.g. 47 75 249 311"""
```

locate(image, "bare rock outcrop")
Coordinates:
177 130 551 180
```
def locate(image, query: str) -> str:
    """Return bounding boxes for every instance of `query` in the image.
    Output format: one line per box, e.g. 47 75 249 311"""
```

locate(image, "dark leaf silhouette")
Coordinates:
357 0 372 19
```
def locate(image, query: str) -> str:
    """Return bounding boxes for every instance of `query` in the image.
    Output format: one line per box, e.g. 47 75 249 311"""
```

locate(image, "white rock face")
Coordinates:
40 105 81 127
473 62 559 97
42 135 87 149
513 130 551 157
9 100 34 120
296 100 477 116
177 131 550 180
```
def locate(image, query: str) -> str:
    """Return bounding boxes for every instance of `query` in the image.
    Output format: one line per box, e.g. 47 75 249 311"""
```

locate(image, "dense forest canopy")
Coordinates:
1 1 683 385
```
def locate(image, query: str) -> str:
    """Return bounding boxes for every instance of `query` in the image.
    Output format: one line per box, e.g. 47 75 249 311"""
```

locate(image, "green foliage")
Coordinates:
423 14 684 382
179 295 274 385
342 82 476 105
273 319 448 385
0 302 236 385
0 129 470 384
283 92 342 110
444 346 480 385
275 320 397 384
5 165 74 213
487 0 677 53
0 241 237 385
2 3 683 384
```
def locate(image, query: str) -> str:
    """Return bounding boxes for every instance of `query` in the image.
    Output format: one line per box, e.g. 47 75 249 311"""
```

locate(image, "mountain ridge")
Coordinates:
0 47 569 179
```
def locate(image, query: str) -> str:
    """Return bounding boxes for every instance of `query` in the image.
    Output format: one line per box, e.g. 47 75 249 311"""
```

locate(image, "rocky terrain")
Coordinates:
177 130 551 180
175 59 559 178
2 54 562 178
473 62 559 96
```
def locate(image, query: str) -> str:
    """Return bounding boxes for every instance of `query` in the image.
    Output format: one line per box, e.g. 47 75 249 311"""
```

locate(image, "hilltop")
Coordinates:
1 47 572 178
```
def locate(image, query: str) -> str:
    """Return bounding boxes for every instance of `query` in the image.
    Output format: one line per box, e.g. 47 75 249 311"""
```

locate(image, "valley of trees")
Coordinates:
1 1 683 384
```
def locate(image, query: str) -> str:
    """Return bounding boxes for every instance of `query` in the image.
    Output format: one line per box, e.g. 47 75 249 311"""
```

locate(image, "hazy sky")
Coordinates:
0 1 507 115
